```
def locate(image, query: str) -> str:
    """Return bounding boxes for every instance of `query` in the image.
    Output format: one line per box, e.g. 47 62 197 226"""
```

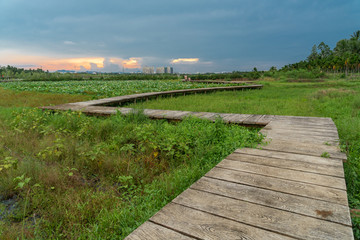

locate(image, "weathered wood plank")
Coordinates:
207 167 348 205
228 151 344 177
191 177 351 226
146 109 169 118
242 114 264 125
262 134 339 145
260 139 347 160
220 113 251 123
256 114 276 125
173 189 353 240
261 128 340 138
262 119 335 127
150 203 295 240
263 123 339 134
261 129 339 140
124 221 194 240
192 112 217 119
218 159 346 189
235 148 343 167
273 116 334 123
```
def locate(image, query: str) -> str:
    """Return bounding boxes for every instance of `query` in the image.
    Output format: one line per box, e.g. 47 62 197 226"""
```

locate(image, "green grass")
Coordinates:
0 89 261 239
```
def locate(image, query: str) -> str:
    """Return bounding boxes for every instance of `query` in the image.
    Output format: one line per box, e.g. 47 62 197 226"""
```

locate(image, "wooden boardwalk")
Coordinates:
182 80 255 84
124 114 353 240
46 85 262 108
41 86 353 239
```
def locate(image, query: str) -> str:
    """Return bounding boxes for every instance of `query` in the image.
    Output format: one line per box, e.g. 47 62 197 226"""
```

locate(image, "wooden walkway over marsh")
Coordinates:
41 85 354 239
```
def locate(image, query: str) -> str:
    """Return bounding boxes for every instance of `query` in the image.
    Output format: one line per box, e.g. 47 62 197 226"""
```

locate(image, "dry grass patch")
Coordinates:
312 88 357 99
0 87 90 108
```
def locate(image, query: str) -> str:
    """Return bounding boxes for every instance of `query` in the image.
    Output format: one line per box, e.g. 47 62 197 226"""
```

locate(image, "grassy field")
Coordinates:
0 87 261 239
0 80 239 98
1 76 360 238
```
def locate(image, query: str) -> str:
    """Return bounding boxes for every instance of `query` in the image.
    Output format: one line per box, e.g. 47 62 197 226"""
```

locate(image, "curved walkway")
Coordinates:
41 85 353 239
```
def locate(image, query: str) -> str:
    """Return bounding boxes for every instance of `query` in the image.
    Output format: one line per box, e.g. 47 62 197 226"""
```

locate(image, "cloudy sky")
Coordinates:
0 0 359 73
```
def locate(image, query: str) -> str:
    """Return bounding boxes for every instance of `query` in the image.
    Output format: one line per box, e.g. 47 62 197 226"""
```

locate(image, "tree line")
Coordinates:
0 66 180 81
282 30 360 74
0 66 261 82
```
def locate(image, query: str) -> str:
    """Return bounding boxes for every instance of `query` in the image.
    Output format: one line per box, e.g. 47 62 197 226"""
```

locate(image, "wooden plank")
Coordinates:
165 110 192 119
270 119 335 126
256 114 276 125
192 112 217 120
263 123 339 134
206 167 348 205
218 159 346 189
82 107 117 116
262 133 339 144
231 114 254 124
199 112 218 119
273 116 334 123
173 189 353 240
150 203 295 240
261 139 347 160
261 128 340 138
262 135 339 146
143 109 162 115
263 121 336 129
146 110 169 118
235 148 343 167
220 114 248 123
262 136 339 146
191 177 351 226
124 221 194 240
228 151 344 177
242 114 264 125
117 107 133 115
261 128 339 139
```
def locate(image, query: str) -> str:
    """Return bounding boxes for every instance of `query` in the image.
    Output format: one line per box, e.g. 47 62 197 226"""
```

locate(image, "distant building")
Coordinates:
156 67 165 74
165 67 173 74
142 66 154 74
143 66 173 74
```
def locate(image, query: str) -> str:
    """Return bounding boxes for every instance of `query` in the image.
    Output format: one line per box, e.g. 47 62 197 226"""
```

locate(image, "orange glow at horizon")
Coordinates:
0 53 141 71
39 58 105 71
122 58 141 69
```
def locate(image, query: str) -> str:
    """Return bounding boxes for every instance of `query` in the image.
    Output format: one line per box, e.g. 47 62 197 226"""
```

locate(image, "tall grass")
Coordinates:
0 107 261 239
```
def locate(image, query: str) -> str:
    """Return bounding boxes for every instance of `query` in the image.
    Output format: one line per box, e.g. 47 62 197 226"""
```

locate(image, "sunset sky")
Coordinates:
0 0 359 73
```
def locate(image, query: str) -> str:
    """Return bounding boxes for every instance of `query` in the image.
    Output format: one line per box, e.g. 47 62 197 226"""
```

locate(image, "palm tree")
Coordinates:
350 30 360 41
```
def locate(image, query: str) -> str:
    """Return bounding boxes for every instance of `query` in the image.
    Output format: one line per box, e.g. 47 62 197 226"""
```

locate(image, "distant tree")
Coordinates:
269 66 277 72
307 44 319 61
317 42 332 59
350 30 360 41
334 39 350 56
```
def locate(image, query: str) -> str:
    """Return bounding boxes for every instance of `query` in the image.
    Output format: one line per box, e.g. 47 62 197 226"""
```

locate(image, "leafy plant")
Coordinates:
321 152 330 158
0 157 18 172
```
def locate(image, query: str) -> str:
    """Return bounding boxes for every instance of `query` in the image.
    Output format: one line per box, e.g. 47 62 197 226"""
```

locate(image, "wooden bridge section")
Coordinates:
124 115 352 240
41 85 353 239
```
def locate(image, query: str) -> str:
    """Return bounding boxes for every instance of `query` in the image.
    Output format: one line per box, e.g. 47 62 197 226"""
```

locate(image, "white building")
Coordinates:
142 66 154 74
156 67 165 74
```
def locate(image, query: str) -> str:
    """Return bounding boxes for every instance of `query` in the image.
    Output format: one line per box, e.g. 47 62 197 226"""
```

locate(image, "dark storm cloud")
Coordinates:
0 0 359 72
